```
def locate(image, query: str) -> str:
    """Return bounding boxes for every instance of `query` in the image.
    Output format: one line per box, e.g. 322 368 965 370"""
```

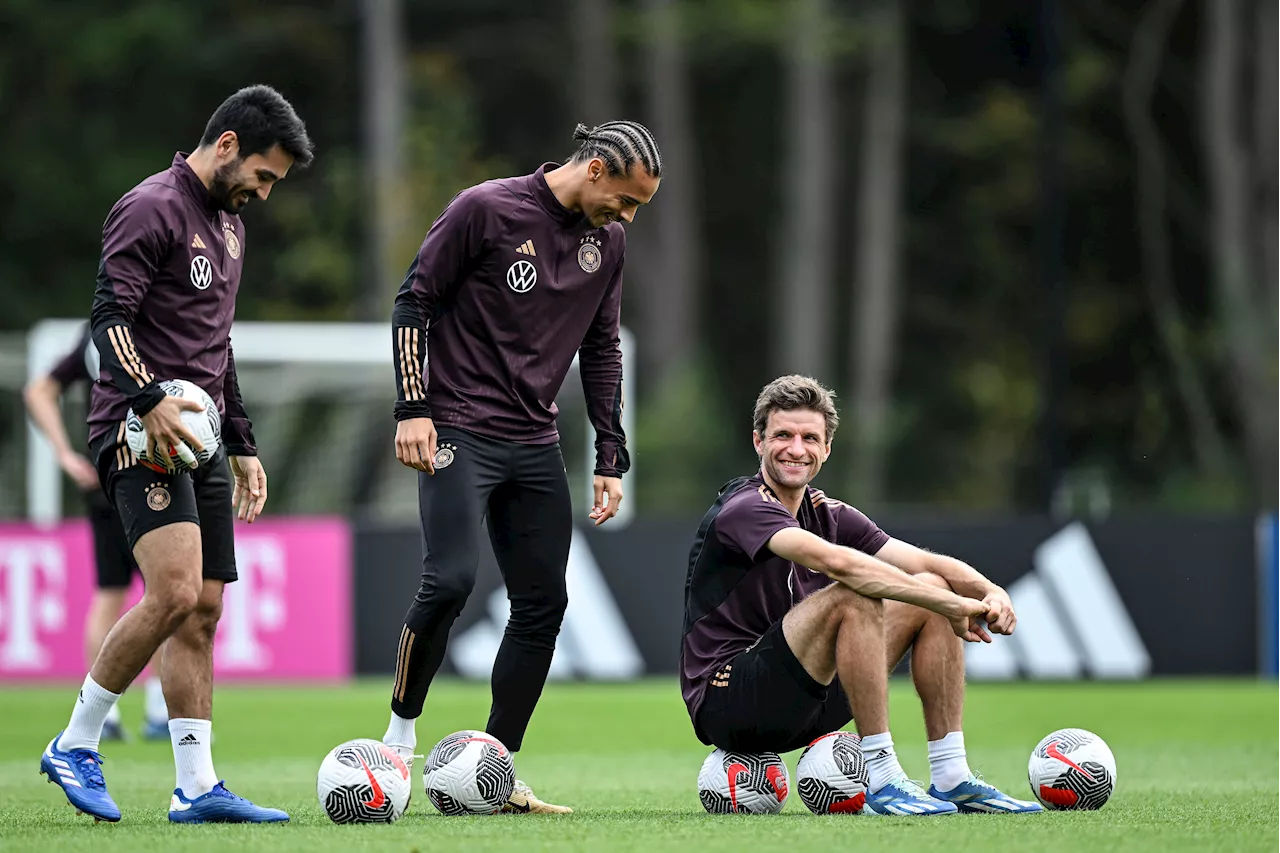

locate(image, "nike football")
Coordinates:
317 738 412 824
1028 728 1117 810
795 731 868 814
697 748 790 814
423 730 516 816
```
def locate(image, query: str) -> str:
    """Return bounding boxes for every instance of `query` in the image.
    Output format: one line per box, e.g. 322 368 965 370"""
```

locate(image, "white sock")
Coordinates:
170 718 218 798
145 677 169 724
105 702 122 726
383 711 417 753
928 731 972 792
861 732 908 792
58 675 121 752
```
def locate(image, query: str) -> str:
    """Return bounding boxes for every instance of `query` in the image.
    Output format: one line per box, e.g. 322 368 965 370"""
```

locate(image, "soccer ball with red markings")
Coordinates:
1028 728 1117 810
317 738 412 824
795 731 869 814
424 730 516 815
697 748 790 814
124 378 221 473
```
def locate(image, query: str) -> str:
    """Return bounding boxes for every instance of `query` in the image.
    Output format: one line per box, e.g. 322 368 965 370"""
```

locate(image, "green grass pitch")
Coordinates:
0 678 1275 852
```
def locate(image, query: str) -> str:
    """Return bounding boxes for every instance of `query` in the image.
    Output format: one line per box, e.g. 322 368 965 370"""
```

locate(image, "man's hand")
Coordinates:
140 395 205 470
58 450 100 491
230 456 268 523
395 418 438 474
589 475 623 526
981 586 1017 635
946 597 993 643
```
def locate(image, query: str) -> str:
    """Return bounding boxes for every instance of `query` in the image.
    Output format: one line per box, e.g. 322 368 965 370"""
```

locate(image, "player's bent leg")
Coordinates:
782 583 888 735
40 523 202 824
84 588 128 742
884 574 1040 814
884 572 962 741
386 430 504 778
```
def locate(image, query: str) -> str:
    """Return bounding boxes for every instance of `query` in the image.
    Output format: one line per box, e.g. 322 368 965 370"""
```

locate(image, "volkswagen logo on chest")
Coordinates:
190 255 213 290
506 259 537 293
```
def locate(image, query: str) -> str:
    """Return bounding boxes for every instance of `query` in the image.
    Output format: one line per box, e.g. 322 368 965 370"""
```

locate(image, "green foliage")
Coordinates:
633 355 749 516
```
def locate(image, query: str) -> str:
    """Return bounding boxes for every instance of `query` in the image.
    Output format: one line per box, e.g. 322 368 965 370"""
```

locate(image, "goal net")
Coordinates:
19 319 635 528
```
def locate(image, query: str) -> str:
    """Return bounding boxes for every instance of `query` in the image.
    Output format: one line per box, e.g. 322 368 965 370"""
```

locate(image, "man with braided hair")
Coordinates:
384 120 662 813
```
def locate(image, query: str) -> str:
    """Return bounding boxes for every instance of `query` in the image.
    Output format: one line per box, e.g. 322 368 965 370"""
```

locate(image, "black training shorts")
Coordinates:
90 423 238 582
84 486 139 589
696 619 854 753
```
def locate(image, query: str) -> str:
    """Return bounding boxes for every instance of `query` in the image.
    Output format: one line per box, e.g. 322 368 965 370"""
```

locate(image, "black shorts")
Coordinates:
695 620 853 754
90 423 238 582
83 486 138 589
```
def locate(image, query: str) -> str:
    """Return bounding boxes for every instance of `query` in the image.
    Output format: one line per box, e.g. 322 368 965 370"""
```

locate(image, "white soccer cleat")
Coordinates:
502 779 573 814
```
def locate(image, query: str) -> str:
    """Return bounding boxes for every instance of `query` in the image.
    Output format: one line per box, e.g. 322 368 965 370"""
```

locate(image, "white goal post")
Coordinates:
25 319 635 528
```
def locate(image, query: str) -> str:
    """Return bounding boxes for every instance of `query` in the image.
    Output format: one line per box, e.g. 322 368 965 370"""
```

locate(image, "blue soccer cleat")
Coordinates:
168 782 290 824
863 777 958 815
140 719 170 741
39 733 121 823
928 775 1044 814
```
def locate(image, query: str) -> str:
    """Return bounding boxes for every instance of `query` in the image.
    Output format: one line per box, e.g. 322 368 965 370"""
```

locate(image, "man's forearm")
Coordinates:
923 554 998 599
828 549 963 616
23 378 74 456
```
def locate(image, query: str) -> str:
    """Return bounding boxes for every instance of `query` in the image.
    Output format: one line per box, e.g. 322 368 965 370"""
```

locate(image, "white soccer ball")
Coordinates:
697 748 790 814
795 731 868 814
317 738 412 824
423 730 516 816
1028 728 1117 810
124 378 220 472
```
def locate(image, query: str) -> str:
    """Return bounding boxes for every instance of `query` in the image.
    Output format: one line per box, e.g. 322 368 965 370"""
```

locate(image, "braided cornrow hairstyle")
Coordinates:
568 120 662 177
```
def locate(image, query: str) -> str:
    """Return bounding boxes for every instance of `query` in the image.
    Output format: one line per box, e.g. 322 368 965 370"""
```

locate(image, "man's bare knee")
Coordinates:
831 584 884 618
184 581 225 641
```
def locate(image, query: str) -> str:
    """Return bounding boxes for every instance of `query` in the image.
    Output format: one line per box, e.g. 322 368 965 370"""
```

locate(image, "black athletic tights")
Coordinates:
390 427 572 752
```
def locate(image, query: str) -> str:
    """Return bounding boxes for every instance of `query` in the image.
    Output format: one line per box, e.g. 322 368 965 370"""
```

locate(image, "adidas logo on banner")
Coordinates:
966 522 1151 680
451 529 643 680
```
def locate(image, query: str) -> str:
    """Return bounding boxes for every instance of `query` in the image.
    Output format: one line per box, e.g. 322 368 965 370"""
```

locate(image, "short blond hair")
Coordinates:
752 375 839 444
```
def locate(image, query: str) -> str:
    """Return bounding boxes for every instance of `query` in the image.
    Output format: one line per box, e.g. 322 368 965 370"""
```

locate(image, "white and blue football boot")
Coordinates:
168 781 290 824
927 775 1044 814
863 777 958 815
39 732 121 823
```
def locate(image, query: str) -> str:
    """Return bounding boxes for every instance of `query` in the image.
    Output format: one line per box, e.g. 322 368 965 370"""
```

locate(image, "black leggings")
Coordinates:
390 427 572 752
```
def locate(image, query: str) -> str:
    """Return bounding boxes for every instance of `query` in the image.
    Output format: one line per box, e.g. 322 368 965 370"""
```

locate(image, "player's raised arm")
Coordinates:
766 526 991 643
90 195 168 418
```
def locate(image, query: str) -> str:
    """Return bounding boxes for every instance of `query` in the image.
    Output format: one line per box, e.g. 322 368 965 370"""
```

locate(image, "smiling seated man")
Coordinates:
679 375 1042 815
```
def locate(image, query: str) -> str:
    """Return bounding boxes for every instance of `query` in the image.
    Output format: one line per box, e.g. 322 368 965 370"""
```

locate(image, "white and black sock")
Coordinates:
170 718 218 799
58 675 121 752
861 732 908 793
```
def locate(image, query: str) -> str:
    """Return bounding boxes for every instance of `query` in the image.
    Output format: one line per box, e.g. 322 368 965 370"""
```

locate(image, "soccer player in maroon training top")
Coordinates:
386 121 662 813
39 86 313 824
681 376 1042 815
24 325 170 741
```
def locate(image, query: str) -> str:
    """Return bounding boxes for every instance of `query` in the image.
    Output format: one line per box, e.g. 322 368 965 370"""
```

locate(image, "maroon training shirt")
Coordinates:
680 474 891 730
391 163 628 476
88 153 255 455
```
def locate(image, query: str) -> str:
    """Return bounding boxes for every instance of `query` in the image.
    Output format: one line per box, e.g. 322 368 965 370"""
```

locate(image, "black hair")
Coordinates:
568 120 661 177
199 85 314 168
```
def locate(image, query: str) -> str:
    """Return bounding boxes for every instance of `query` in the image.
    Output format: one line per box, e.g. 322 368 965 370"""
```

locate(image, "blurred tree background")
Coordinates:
0 0 1274 517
